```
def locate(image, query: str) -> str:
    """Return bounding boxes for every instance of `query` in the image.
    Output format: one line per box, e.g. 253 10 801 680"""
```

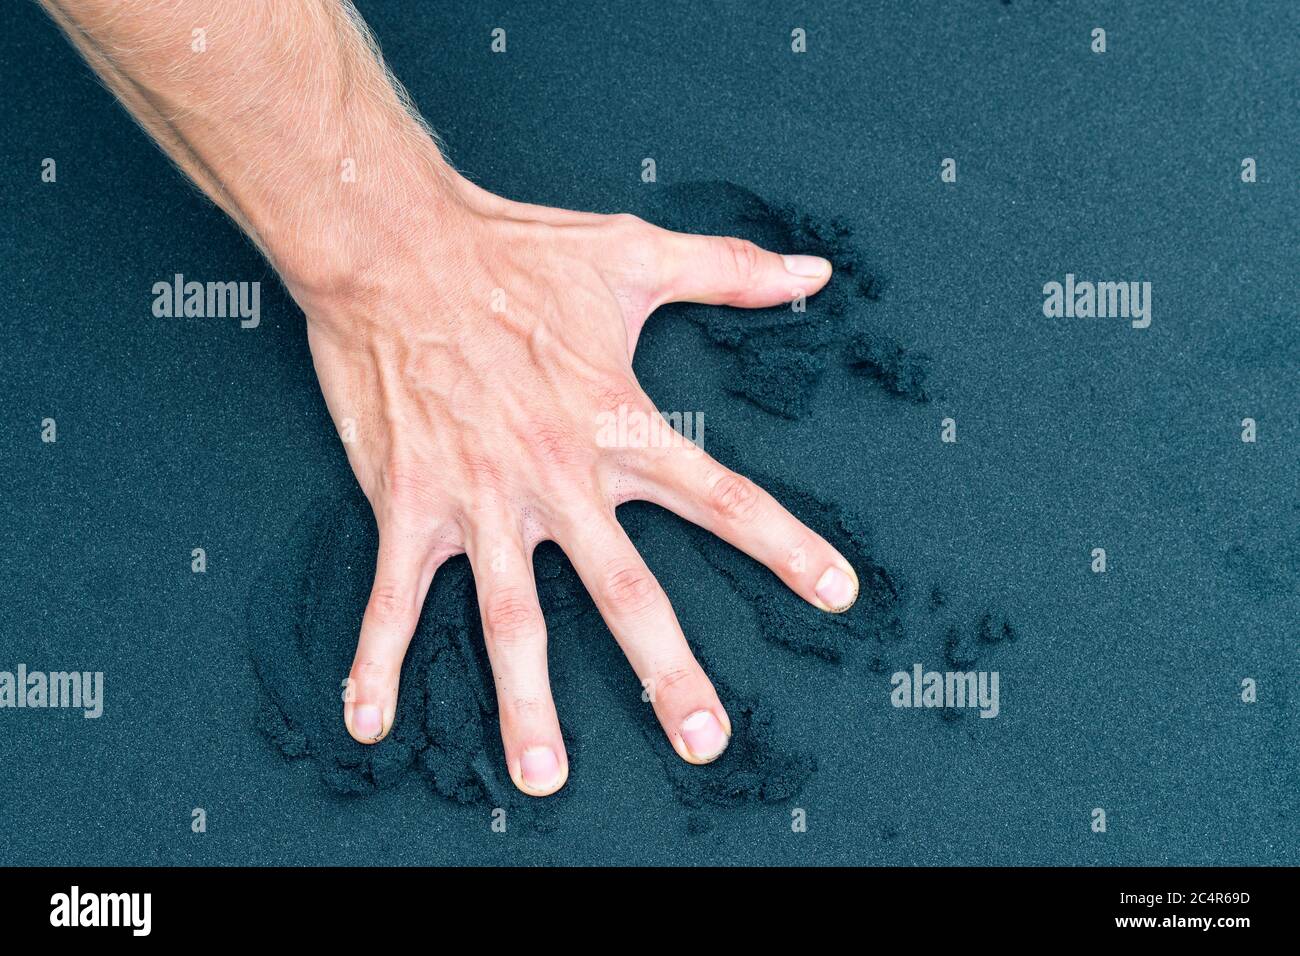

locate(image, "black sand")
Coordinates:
1 0 1296 865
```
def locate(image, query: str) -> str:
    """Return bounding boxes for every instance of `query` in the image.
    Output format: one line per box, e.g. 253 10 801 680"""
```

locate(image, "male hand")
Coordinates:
39 0 860 798
300 173 860 795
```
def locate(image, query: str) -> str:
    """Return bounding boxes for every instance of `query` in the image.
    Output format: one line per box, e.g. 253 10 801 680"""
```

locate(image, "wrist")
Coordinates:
257 125 468 302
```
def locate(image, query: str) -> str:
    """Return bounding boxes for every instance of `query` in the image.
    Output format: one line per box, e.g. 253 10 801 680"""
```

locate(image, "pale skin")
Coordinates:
43 0 861 795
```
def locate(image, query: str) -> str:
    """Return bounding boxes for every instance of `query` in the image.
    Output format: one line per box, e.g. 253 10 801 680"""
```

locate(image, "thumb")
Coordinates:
656 231 832 309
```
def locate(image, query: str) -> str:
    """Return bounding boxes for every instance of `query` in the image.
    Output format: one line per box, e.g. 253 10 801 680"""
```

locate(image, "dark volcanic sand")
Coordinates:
1 0 1296 865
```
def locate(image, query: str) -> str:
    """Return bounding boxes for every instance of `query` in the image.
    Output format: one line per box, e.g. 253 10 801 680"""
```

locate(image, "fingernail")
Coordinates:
353 704 383 740
520 746 561 790
815 566 858 612
783 254 830 278
681 709 729 761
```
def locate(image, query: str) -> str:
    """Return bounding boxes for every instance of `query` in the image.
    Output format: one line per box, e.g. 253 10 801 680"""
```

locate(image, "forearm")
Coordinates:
39 0 455 292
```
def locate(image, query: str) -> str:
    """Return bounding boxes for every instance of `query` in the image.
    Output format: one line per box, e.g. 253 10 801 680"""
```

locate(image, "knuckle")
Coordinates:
484 588 543 645
652 664 697 697
708 470 762 525
601 561 660 618
719 236 763 282
611 212 647 231
507 695 548 720
785 535 814 574
367 583 412 628
606 215 667 291
353 657 388 685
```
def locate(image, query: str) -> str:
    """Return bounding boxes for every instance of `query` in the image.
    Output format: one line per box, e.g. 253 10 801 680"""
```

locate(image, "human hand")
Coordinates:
37 0 860 798
295 172 861 796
